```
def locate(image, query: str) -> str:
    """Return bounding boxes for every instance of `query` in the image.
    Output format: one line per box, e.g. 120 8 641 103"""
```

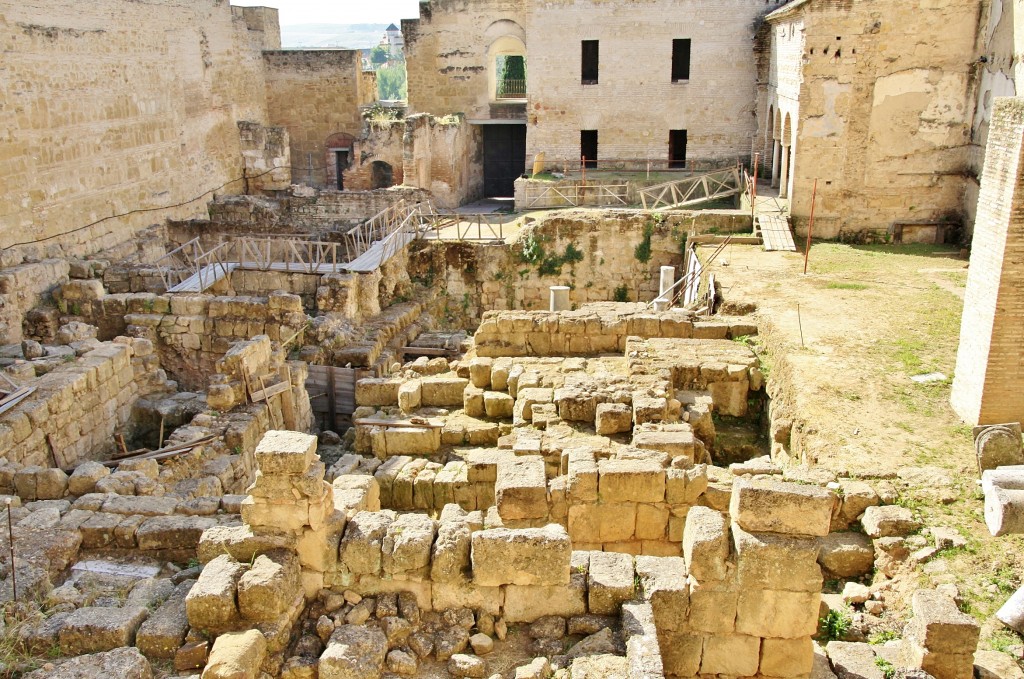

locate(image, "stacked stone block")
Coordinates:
473 307 756 358
0 337 171 467
899 590 981 679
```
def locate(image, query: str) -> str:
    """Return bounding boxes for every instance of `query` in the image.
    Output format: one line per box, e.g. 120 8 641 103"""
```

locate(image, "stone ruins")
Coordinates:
0 0 1023 678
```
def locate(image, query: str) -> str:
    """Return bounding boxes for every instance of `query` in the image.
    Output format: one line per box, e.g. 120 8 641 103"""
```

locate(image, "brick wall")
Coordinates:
951 96 1024 424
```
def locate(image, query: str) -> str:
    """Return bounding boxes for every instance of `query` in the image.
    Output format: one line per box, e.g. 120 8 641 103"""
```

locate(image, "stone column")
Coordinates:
952 97 1024 424
771 140 781 188
550 286 570 311
778 145 790 199
659 266 675 301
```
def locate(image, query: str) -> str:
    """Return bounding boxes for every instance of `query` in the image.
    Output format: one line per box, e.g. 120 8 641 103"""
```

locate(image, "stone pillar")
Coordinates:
659 266 675 302
952 97 1024 424
771 140 781 188
778 146 790 199
550 286 570 311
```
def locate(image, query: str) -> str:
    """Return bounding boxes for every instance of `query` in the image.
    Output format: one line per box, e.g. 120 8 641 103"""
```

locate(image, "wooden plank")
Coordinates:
251 380 290 402
327 367 337 432
0 386 36 418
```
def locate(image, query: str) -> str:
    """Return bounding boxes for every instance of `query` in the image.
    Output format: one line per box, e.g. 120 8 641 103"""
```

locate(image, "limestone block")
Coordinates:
905 589 980 657
683 506 730 581
421 377 469 406
817 531 875 578
483 391 514 418
760 636 814 677
464 385 485 417
431 520 472 582
555 387 597 422
339 510 396 576
730 477 835 537
708 379 750 417
136 515 217 551
633 396 667 425
320 625 388 679
595 402 632 436
254 430 317 475
68 461 110 496
588 551 635 615
636 503 669 540
238 550 301 621
355 378 401 407
503 575 587 622
197 524 296 564
185 554 247 631
204 629 267 679
700 633 761 676
833 479 880 529
383 426 440 456
633 428 695 463
598 459 666 504
567 449 599 502
735 588 820 639
733 524 822 592
383 513 436 575
398 379 421 414
333 474 381 516
687 576 738 633
635 555 688 633
470 358 493 388
861 505 921 538
136 580 192 659
471 524 571 587
56 605 149 656
826 641 883 679
495 456 548 522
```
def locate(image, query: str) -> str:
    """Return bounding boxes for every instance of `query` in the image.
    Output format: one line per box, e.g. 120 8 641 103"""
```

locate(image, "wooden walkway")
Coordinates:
342 231 417 273
169 263 238 293
757 214 797 252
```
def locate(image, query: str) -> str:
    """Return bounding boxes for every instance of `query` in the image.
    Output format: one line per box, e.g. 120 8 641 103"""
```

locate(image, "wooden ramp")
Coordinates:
169 263 238 293
757 214 797 252
342 231 417 273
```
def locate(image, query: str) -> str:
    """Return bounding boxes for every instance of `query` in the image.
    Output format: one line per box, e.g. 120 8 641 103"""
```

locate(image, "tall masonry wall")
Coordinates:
405 0 785 166
263 50 370 190
0 1 278 259
762 0 982 238
952 97 1024 425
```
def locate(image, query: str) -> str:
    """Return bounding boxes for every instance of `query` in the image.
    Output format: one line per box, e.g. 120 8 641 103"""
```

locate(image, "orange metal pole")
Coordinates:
803 178 818 275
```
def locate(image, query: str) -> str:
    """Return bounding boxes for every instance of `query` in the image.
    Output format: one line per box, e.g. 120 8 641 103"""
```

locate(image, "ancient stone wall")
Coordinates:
0 338 171 467
0 0 275 259
263 50 367 190
951 97 1024 424
762 0 982 238
409 210 747 320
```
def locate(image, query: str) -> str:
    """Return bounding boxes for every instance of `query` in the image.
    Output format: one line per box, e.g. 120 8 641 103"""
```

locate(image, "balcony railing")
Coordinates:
496 79 526 99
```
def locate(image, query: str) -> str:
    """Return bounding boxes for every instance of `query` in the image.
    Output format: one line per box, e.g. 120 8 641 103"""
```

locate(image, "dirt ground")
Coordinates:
712 241 1024 654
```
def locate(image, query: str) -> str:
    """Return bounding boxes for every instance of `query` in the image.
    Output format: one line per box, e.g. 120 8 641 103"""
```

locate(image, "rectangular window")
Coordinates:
669 130 687 168
582 40 599 84
672 39 691 81
581 130 598 168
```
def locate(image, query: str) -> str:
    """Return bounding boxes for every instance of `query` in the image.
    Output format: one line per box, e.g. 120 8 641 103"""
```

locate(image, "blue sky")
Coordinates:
231 0 422 25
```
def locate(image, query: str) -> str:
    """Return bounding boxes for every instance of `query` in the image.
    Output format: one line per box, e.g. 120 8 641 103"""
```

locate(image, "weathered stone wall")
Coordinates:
409 210 749 321
762 0 982 238
0 338 171 467
951 97 1024 425
0 0 276 259
0 260 70 344
263 50 367 189
406 0 781 166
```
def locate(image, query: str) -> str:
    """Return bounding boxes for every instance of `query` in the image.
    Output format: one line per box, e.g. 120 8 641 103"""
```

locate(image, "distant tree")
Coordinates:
377 65 408 101
370 45 390 67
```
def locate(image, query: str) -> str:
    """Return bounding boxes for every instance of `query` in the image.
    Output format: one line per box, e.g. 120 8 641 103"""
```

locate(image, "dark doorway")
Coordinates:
581 130 598 169
335 150 350 190
371 161 395 189
669 130 687 168
482 124 526 197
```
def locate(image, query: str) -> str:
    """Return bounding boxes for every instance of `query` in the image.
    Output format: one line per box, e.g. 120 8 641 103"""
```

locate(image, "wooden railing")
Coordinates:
638 168 742 211
523 182 630 209
154 237 203 292
342 199 424 262
423 212 507 241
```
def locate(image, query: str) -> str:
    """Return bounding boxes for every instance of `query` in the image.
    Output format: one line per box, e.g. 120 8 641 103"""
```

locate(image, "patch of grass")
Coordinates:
869 630 900 645
874 657 896 679
987 629 1020 654
826 281 869 291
